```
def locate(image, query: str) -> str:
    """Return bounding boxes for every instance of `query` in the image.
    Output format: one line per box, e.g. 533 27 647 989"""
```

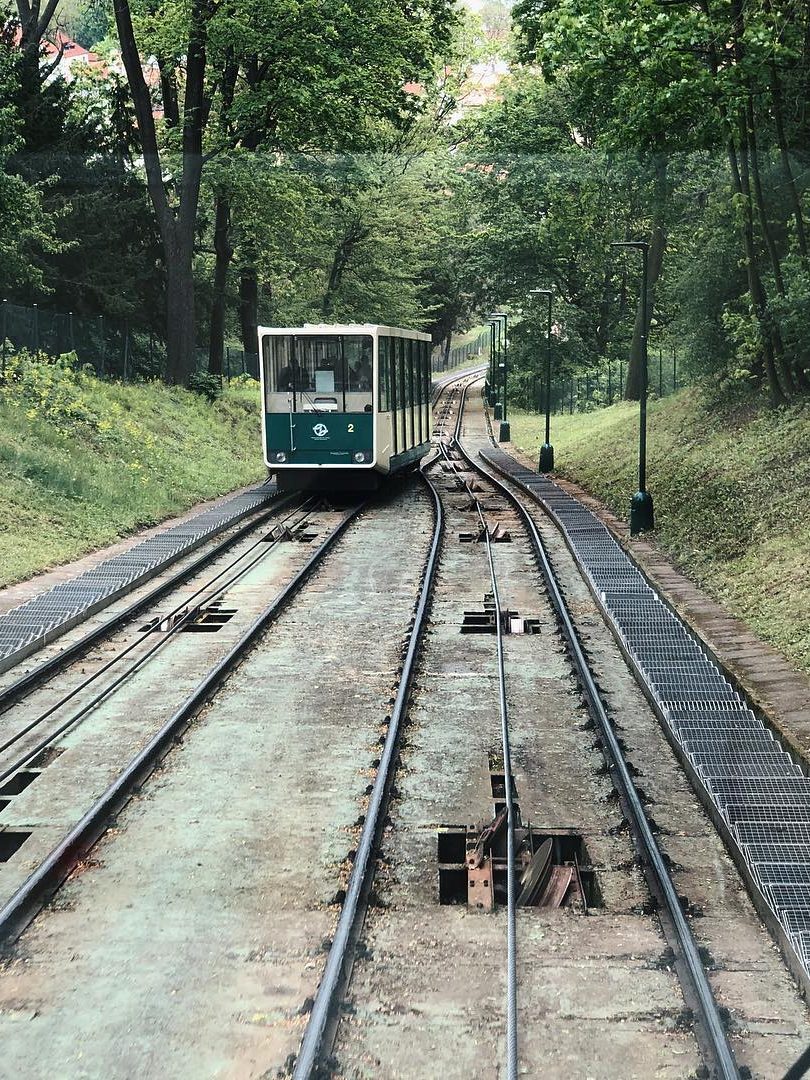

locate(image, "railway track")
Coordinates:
0 369 807 1078
0 496 362 941
324 374 809 1078
446 380 737 1078
0 471 439 1078
0 484 281 683
0 485 290 712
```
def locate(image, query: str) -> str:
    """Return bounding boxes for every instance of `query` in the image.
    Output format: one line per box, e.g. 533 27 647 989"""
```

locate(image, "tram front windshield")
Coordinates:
263 334 373 413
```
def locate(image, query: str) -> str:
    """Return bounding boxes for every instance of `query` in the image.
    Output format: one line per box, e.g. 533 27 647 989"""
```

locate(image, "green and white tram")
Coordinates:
259 323 433 490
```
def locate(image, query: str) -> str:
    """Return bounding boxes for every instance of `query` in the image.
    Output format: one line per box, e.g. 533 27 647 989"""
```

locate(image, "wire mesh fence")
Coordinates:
519 348 681 415
2 298 489 384
433 330 490 372
0 299 259 383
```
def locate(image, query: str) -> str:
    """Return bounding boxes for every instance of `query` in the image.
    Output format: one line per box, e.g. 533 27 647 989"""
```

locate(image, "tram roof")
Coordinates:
258 323 432 342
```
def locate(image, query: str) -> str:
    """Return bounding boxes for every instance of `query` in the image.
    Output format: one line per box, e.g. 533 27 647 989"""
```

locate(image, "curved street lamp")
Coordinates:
489 311 509 441
611 241 654 535
487 319 498 406
530 288 554 472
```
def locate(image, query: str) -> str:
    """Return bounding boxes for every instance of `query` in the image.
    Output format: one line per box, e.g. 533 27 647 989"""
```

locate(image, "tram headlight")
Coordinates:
274 451 287 463
354 451 368 464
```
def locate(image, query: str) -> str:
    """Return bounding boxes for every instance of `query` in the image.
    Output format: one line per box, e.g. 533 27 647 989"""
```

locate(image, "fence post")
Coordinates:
1 300 7 375
32 303 39 353
569 378 574 414
69 311 75 353
619 360 623 398
99 316 106 376
673 346 677 391
659 346 663 396
123 320 129 382
241 351 246 376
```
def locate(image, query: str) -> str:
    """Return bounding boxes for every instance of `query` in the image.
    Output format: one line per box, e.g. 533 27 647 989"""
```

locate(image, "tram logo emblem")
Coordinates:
312 423 329 438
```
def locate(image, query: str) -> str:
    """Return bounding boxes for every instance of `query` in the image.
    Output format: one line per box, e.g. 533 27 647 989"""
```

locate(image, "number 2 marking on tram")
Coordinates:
347 423 355 432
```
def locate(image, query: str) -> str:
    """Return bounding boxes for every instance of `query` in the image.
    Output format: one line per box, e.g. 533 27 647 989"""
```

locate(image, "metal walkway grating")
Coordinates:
480 444 810 984
0 485 275 674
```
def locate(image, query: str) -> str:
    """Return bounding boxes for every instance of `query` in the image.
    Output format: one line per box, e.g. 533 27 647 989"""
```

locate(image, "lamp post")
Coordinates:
493 321 502 417
611 241 654 535
530 288 554 472
488 319 498 406
489 311 509 440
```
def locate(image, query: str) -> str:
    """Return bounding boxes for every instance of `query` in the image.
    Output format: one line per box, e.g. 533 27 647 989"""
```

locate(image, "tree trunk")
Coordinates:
729 136 787 405
208 192 233 376
595 262 613 356
165 242 197 385
625 154 667 401
112 0 210 386
722 0 789 405
442 333 452 370
769 61 809 267
239 256 259 359
745 94 797 396
321 219 369 317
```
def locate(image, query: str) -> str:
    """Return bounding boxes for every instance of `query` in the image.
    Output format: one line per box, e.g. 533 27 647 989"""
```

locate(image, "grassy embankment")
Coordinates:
509 390 810 675
0 352 265 587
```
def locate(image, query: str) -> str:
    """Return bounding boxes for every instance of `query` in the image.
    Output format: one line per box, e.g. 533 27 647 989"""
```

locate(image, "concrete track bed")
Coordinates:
0 483 432 1079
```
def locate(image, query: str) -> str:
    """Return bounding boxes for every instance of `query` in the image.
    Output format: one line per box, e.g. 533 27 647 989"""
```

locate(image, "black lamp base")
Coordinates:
538 443 554 472
629 490 655 535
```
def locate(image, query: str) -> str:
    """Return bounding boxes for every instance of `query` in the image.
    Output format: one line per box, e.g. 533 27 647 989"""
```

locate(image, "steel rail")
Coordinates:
440 372 519 1080
0 498 317 780
454 383 740 1080
0 501 364 948
293 401 450 1080
0 490 300 716
430 363 487 406
474 495 519 1080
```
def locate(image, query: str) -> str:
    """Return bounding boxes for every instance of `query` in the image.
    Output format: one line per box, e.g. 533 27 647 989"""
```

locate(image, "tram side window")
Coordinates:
378 337 389 411
425 341 432 434
397 339 407 448
405 339 414 446
389 337 398 453
419 339 425 440
345 336 373 393
262 335 293 408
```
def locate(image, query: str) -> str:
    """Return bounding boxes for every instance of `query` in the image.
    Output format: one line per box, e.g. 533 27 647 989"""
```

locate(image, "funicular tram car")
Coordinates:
259 324 433 490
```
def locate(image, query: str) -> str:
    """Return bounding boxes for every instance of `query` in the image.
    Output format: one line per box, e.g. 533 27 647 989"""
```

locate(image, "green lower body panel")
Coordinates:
265 410 429 488
265 411 373 466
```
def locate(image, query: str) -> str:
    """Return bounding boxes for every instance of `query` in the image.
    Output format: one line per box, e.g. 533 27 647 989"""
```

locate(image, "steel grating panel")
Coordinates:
672 724 767 743
709 786 810 809
692 749 790 766
744 844 810 864
710 777 809 800
735 822 810 847
782 910 810 934
724 804 810 824
480 444 810 982
665 700 757 717
763 883 810 912
704 765 802 782
790 933 810 969
691 747 786 773
753 863 810 887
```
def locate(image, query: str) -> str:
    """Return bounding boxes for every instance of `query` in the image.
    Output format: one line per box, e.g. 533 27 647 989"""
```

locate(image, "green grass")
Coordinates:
509 390 810 676
0 356 265 587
